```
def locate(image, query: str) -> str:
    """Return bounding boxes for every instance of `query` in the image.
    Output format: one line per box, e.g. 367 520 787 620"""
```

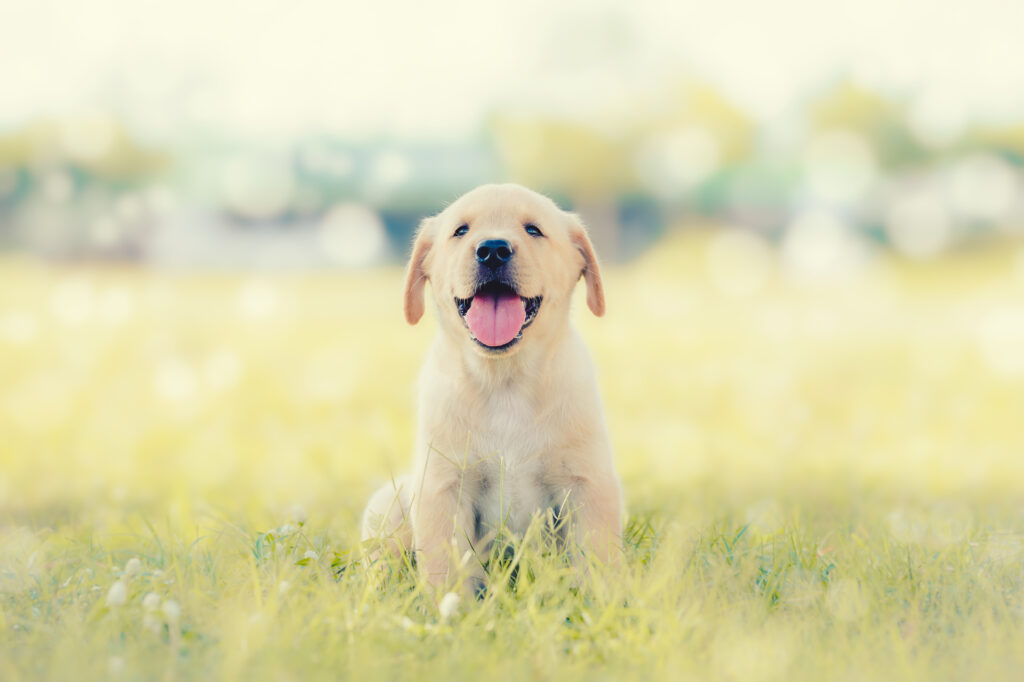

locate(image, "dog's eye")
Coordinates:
524 223 544 237
453 224 469 237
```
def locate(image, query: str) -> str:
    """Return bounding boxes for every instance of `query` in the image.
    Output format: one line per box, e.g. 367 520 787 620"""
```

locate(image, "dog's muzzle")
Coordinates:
455 280 541 352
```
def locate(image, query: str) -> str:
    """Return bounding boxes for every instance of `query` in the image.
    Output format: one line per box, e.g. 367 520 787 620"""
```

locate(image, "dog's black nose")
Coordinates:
476 239 513 269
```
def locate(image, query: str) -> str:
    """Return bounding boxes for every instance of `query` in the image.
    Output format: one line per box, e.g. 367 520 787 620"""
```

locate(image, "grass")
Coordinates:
1 230 1023 681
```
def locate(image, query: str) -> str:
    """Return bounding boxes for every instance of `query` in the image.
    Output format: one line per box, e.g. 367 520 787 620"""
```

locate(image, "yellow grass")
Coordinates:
1 231 1023 681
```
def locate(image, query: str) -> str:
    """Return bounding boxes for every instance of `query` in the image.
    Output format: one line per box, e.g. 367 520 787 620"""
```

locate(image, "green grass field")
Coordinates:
2 231 1023 681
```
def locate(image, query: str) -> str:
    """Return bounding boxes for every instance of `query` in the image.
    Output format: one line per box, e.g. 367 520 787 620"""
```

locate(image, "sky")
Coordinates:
2 0 1023 141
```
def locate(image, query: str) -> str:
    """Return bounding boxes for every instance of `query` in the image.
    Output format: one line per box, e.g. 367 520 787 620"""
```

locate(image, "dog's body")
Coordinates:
361 184 622 590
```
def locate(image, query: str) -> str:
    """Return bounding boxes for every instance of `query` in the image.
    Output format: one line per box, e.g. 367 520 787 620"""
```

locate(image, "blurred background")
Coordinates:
2 0 1024 269
1 0 1023 512
5 5 1024 678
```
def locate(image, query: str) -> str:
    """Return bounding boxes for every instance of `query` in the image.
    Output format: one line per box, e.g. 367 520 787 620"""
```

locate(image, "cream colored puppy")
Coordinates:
361 183 622 591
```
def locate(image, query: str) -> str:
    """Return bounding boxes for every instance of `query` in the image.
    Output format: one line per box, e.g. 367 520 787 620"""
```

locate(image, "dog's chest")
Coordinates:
472 450 551 536
461 389 554 534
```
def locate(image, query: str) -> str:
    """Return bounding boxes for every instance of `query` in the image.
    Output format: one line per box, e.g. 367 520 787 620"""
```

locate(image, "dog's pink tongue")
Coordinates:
465 291 526 347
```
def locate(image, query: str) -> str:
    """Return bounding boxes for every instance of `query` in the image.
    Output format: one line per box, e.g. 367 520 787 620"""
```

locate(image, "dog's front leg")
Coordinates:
412 477 481 592
562 468 623 567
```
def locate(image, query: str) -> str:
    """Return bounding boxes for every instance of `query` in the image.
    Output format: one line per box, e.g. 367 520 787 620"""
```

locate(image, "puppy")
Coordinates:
361 183 622 590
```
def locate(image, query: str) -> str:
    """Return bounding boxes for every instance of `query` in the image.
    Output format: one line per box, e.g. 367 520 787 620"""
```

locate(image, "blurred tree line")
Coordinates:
1 75 1022 265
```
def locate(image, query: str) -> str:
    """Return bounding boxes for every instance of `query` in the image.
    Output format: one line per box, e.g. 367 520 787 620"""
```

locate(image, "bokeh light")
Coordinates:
49 277 94 326
781 210 871 282
802 129 878 206
153 357 199 403
634 127 721 200
947 154 1018 225
319 203 388 268
884 184 954 259
221 154 295 221
237 279 282 320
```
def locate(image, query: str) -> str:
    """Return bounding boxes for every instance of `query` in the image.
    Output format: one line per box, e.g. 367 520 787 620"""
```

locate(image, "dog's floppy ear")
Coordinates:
403 217 435 325
567 213 606 317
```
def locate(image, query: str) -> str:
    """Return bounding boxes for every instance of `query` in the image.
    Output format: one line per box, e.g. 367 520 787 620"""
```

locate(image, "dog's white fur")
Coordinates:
361 183 622 590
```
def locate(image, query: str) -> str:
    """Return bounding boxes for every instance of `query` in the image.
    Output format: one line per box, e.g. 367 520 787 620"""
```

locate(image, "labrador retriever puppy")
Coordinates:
361 183 622 591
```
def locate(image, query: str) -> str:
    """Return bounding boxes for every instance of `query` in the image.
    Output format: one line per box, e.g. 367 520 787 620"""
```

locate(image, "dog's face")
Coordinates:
403 184 605 356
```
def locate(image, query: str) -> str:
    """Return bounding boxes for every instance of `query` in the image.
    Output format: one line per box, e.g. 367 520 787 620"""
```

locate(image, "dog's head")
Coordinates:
403 184 604 356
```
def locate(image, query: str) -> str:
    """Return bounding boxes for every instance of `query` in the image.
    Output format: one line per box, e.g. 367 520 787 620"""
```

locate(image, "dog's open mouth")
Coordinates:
454 281 542 351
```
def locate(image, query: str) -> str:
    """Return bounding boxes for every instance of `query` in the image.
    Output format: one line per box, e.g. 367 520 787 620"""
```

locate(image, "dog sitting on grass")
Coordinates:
361 184 623 593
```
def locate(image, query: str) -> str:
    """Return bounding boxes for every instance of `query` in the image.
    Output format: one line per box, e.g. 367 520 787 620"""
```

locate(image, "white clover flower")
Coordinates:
303 550 319 561
287 504 307 523
106 580 127 607
143 613 162 634
142 592 161 611
124 558 141 577
278 580 291 595
275 524 297 536
161 599 181 623
438 592 460 620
